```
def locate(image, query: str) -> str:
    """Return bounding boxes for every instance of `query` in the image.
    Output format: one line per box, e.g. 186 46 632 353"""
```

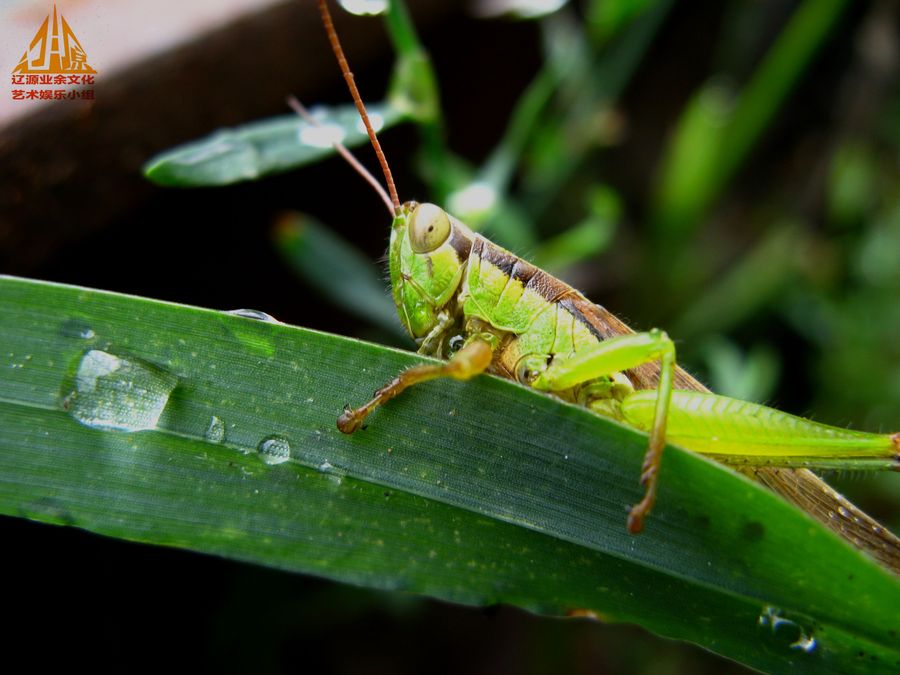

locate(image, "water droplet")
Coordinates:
59 318 95 340
205 416 225 443
227 308 281 323
67 350 177 432
258 435 291 465
317 460 344 485
791 634 817 653
758 605 789 629
758 606 816 653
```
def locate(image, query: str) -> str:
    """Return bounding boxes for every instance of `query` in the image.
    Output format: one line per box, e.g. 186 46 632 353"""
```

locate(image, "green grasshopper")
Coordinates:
316 1 899 559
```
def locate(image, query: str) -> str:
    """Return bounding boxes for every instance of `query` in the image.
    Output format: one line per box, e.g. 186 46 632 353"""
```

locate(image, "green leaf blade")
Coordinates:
1 275 898 673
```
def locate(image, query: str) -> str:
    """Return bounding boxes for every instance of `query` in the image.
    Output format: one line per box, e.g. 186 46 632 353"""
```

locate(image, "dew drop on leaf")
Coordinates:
258 435 291 465
205 415 226 443
67 349 177 432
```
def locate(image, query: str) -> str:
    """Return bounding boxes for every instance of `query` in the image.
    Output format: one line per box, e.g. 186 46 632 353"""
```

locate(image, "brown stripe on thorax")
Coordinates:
525 269 571 303
448 219 473 260
560 295 627 342
474 236 572 303
561 294 706 391
560 293 654 386
478 236 517 277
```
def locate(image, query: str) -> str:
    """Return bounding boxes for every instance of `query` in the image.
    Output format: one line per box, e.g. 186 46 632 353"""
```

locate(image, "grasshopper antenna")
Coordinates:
317 0 401 214
287 96 395 216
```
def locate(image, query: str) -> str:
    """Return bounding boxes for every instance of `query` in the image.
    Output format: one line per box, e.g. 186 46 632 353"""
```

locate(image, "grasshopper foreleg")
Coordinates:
337 338 494 434
530 329 676 534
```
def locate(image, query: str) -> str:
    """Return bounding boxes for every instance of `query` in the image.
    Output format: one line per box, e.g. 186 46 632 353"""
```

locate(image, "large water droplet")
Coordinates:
67 350 177 432
258 435 291 465
205 416 225 443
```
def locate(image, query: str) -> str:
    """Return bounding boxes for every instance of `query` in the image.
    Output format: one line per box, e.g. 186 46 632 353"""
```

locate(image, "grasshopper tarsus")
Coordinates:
337 403 367 433
629 461 661 534
627 506 648 535
337 408 365 434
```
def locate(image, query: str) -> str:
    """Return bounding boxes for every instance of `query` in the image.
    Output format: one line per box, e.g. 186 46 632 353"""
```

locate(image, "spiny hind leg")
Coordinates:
337 337 494 433
529 330 676 533
619 390 900 469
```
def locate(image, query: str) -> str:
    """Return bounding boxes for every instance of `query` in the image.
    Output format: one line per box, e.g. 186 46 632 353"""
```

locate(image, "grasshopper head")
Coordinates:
389 201 472 341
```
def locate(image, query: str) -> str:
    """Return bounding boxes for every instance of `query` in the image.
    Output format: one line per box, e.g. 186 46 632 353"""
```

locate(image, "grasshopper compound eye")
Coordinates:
409 203 452 253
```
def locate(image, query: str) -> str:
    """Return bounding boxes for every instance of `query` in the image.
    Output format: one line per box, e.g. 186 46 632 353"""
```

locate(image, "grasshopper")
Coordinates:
315 1 900 567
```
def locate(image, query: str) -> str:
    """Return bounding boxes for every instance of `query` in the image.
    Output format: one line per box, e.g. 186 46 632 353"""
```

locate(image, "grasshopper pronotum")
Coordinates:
315 0 899 570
